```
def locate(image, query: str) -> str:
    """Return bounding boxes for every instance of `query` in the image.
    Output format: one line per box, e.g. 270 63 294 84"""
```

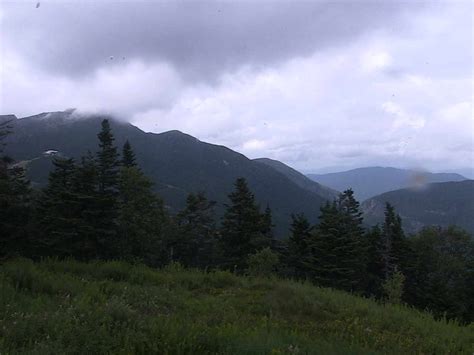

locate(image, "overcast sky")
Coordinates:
1 0 472 176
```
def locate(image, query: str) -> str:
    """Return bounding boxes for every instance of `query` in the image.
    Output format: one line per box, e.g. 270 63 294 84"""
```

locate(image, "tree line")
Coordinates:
1 119 472 323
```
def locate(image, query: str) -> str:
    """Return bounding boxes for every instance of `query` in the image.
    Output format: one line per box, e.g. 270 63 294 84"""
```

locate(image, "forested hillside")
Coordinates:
1 117 473 353
362 180 474 234
1 112 331 236
308 167 466 201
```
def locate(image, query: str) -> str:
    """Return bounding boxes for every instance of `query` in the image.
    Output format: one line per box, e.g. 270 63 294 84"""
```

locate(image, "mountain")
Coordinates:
2 111 330 237
253 158 339 201
307 167 467 201
362 180 474 234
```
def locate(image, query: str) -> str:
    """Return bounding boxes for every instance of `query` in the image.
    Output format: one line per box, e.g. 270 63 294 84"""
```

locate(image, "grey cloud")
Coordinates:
2 1 420 82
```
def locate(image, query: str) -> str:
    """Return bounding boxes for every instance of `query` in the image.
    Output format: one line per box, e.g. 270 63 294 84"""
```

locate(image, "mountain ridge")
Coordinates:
308 166 466 201
361 180 474 234
2 111 330 237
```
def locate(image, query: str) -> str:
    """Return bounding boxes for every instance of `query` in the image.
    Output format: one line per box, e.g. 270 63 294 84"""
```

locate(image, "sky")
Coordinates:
0 0 472 176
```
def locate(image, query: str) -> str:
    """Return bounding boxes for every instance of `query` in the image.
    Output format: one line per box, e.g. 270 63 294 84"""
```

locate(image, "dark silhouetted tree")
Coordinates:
220 177 268 270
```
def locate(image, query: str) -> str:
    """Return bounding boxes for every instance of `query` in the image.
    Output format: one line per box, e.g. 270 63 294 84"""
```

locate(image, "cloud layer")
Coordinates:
1 0 472 176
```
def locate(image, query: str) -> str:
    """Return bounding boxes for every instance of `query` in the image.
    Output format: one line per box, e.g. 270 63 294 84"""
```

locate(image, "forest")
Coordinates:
1 119 473 325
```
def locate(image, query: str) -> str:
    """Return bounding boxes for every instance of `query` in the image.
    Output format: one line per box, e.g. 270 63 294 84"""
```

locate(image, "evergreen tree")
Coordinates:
311 190 367 292
36 158 81 257
408 226 474 322
261 204 275 247
310 201 342 288
176 192 217 268
287 213 313 279
95 119 120 258
380 203 408 279
121 140 136 168
220 177 268 270
336 189 368 291
71 152 101 260
0 120 33 258
0 163 32 258
365 225 384 297
117 163 166 264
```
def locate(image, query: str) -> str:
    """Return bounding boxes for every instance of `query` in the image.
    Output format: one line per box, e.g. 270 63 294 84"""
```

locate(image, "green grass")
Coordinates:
0 259 472 354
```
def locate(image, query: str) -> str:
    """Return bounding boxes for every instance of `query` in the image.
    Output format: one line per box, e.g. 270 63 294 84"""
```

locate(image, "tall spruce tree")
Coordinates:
337 189 368 291
311 190 367 292
176 192 217 268
261 204 275 247
95 119 120 258
37 158 80 257
287 213 313 279
121 140 136 168
0 120 32 258
380 203 408 279
117 141 166 264
71 152 101 260
220 177 268 270
365 225 384 297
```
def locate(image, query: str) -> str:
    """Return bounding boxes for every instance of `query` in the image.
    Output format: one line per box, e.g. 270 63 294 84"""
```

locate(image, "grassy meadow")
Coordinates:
0 259 472 354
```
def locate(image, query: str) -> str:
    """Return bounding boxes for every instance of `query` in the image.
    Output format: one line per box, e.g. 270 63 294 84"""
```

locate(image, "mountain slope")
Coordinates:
2 111 329 237
254 158 339 200
308 167 466 201
362 180 474 234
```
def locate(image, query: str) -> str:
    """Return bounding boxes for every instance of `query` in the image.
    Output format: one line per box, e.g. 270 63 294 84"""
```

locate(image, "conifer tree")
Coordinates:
336 189 368 291
365 225 384 297
311 190 367 292
117 141 166 264
121 140 136 168
176 192 217 268
0 121 32 258
261 204 275 246
71 152 101 260
37 158 80 257
220 177 267 270
95 119 120 258
287 213 313 279
380 203 408 279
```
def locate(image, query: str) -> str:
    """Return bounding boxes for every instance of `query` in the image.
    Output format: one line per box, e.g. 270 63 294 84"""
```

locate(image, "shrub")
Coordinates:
383 269 405 304
247 248 279 277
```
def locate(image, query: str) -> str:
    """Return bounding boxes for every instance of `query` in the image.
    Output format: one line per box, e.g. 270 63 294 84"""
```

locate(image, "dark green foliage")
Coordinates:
365 225 384 297
0 122 32 258
261 204 274 241
408 226 474 322
286 213 313 279
175 192 218 268
0 164 32 258
36 158 81 257
247 247 279 277
380 203 409 279
121 140 136 168
117 164 166 265
95 119 121 258
310 190 367 292
220 178 271 270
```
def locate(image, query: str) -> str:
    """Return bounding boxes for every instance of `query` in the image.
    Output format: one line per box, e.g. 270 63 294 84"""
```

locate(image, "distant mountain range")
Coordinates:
362 180 474 234
307 167 467 201
1 111 331 237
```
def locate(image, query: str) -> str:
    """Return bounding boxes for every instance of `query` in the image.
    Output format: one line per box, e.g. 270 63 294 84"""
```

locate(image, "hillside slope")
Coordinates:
308 167 466 201
2 111 329 237
0 259 471 354
254 158 339 201
362 180 474 234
